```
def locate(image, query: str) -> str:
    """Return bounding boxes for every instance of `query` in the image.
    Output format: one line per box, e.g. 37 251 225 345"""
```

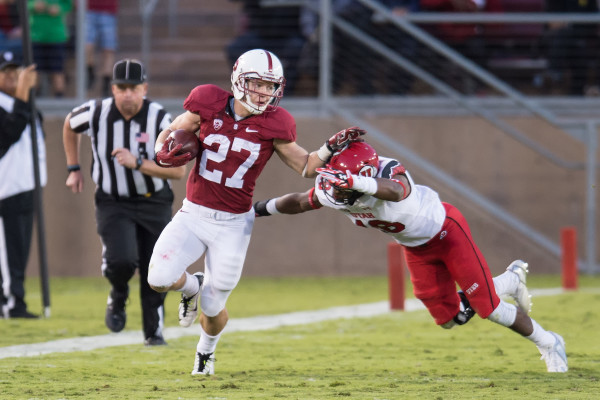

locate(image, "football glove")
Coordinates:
317 127 367 162
155 136 192 167
316 167 378 195
326 126 366 152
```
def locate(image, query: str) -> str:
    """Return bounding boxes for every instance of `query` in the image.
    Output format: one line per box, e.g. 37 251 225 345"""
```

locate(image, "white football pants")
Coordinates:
148 198 254 316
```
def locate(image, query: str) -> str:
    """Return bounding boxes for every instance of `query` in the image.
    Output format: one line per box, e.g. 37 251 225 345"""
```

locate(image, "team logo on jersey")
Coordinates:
439 230 447 240
213 119 223 131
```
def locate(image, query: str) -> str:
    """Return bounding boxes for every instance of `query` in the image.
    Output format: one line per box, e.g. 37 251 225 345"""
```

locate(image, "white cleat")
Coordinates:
506 260 532 314
179 272 204 327
191 352 215 376
539 332 568 373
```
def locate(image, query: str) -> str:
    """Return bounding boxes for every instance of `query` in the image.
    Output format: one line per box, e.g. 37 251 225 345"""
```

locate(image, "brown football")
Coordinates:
168 129 200 158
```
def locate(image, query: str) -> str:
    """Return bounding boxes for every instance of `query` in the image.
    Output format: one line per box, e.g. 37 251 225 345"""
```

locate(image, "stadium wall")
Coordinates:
27 115 596 278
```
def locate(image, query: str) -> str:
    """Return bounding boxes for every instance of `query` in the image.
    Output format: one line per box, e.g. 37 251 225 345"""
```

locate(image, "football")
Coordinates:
168 129 200 158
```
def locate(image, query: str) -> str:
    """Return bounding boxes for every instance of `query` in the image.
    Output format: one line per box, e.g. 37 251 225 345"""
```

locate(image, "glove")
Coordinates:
325 126 366 152
317 167 378 195
155 136 192 167
316 167 353 189
317 127 366 162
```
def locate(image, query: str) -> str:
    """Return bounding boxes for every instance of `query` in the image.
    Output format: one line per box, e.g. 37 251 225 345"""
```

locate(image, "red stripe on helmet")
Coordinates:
265 51 273 72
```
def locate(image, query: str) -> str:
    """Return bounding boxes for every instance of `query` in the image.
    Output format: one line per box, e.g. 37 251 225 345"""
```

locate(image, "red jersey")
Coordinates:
184 85 296 213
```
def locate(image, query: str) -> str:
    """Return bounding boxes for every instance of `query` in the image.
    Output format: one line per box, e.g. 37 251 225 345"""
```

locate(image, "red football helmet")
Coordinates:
325 142 379 205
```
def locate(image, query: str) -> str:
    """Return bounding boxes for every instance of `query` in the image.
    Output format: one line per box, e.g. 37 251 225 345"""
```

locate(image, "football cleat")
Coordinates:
144 335 167 346
105 291 127 333
179 272 204 327
191 352 215 375
506 260 532 314
538 331 568 373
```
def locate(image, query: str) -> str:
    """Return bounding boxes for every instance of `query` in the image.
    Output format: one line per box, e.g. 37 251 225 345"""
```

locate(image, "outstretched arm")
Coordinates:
254 188 322 216
274 126 367 179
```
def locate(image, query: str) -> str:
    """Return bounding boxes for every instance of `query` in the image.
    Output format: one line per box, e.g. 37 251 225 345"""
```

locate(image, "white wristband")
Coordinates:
317 143 332 162
351 175 378 195
266 198 280 215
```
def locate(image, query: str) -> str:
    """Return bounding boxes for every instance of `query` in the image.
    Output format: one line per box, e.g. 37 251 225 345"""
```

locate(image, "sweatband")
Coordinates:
351 175 378 195
307 188 322 209
266 198 280 215
317 143 332 162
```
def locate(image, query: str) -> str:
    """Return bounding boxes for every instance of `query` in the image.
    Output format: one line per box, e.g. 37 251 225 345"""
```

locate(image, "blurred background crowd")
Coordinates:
2 0 600 99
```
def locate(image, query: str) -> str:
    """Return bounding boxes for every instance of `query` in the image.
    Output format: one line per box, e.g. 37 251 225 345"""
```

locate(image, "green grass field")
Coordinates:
1 275 599 399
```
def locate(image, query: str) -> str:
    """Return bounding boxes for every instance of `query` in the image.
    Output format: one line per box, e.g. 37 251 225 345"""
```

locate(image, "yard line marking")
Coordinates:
0 288 582 359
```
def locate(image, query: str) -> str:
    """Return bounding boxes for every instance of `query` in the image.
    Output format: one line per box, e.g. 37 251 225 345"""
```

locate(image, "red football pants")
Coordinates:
403 203 500 325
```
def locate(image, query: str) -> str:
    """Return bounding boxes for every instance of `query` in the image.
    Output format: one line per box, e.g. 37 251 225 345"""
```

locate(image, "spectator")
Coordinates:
419 0 503 93
0 0 22 59
0 51 45 319
226 0 306 95
62 59 186 345
543 0 599 95
85 0 118 98
28 0 72 98
300 0 379 95
371 0 421 94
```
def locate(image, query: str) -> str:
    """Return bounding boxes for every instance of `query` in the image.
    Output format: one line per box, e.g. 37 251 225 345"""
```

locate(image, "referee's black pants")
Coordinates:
95 188 173 340
0 191 34 317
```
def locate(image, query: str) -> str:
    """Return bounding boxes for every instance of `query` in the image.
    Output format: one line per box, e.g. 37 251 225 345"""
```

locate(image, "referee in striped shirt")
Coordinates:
62 59 186 345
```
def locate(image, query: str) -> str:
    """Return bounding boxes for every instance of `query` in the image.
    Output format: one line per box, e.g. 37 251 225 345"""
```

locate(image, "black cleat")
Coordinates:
8 309 39 319
105 291 127 332
144 335 167 346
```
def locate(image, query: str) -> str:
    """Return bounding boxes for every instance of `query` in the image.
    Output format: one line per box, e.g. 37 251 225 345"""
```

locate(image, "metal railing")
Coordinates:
40 0 599 273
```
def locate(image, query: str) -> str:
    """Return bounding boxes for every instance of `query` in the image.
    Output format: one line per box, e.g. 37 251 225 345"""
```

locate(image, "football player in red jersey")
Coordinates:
254 139 568 374
148 49 364 375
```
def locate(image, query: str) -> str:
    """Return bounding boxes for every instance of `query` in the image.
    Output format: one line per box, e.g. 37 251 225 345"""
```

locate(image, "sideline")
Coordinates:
0 288 566 359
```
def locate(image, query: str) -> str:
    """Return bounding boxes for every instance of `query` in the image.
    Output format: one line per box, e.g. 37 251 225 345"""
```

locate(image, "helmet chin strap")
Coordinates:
240 96 265 115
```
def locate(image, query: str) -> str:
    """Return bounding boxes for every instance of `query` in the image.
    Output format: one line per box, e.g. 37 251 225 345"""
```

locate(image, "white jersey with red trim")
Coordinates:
314 157 446 247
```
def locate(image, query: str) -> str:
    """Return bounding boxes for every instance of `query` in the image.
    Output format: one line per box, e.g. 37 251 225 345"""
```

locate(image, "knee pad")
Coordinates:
147 261 179 291
200 280 232 318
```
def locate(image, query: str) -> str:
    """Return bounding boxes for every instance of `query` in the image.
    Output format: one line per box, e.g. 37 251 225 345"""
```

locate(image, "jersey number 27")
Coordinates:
199 134 260 188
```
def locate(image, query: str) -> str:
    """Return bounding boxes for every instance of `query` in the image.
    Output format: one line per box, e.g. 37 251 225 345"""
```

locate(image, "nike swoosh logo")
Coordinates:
246 128 258 133
158 160 172 166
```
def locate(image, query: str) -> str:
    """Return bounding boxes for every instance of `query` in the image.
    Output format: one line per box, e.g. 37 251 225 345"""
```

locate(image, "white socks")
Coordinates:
197 325 221 354
487 300 518 327
178 272 201 298
527 319 556 348
493 270 519 297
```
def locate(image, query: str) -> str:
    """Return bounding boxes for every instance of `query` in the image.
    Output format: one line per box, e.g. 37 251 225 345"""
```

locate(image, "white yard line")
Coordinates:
0 288 575 359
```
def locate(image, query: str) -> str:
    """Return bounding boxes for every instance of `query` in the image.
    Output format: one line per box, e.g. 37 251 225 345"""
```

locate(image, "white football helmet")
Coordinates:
231 49 286 114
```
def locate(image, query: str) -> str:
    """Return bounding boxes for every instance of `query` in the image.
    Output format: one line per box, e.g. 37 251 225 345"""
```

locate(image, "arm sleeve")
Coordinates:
0 99 31 158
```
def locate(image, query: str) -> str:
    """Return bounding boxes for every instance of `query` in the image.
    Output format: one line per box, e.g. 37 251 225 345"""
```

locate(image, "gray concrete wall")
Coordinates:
27 115 597 278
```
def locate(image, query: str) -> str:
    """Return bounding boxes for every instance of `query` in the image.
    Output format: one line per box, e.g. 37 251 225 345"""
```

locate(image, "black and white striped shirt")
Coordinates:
69 97 171 198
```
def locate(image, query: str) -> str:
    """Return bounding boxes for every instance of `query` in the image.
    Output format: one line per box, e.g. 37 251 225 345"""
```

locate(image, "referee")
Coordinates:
62 59 186 345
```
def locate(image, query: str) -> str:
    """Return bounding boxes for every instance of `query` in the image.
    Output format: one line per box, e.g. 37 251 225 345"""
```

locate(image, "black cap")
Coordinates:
0 51 21 71
112 59 146 85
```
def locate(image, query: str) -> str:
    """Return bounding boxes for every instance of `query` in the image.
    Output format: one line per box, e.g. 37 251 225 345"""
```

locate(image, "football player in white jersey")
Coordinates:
254 138 568 373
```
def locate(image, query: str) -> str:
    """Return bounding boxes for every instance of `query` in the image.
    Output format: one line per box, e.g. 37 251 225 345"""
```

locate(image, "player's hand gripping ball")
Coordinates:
155 129 200 167
169 129 200 158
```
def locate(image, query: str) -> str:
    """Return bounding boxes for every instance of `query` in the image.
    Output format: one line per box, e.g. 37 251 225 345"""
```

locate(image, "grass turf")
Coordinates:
0 275 598 399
